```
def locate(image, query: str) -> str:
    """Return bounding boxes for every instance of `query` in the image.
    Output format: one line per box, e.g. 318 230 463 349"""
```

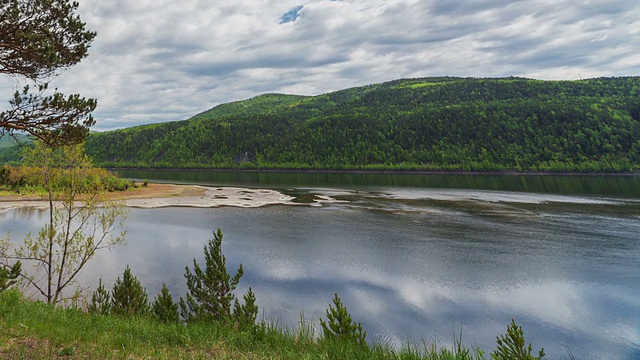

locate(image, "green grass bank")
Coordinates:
0 290 550 360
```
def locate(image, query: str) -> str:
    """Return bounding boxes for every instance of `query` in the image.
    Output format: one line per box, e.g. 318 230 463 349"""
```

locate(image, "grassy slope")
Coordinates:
0 291 489 360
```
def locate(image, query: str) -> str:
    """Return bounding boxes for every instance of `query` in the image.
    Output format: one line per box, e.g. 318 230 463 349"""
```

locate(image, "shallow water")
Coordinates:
2 175 640 359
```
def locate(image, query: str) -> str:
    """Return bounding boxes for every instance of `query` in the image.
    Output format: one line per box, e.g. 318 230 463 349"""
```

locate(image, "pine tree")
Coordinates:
0 262 21 292
320 293 367 348
88 279 110 315
233 287 258 330
178 228 257 328
0 0 97 145
111 266 149 316
491 319 545 360
152 283 179 323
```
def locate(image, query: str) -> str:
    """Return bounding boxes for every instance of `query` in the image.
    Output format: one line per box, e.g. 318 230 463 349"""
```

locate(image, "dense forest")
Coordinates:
7 77 640 171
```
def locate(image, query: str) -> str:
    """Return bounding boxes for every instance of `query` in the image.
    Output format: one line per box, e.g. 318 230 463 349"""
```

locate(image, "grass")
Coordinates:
0 290 490 360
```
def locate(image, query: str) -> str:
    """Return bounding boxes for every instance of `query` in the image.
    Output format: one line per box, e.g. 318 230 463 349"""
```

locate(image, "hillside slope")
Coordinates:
81 77 640 171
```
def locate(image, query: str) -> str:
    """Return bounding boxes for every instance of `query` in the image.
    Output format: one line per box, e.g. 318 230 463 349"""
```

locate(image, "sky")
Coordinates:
4 0 640 131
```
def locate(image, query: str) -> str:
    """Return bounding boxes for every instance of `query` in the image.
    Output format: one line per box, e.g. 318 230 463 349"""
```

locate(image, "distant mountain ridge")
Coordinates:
13 77 640 171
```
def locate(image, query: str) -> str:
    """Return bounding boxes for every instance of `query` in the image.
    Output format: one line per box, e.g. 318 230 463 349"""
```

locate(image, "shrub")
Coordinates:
0 289 21 319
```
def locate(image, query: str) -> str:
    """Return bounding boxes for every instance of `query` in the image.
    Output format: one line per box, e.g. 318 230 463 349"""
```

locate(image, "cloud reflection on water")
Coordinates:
1 188 638 358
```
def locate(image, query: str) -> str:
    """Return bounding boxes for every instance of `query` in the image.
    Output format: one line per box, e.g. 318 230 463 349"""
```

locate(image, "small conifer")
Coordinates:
88 278 111 315
111 266 149 316
152 283 179 323
491 319 545 360
179 228 258 328
233 287 259 330
320 293 367 348
0 262 21 292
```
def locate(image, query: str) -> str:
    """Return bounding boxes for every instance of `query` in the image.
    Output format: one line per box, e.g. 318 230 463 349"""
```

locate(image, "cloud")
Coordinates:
1 0 638 131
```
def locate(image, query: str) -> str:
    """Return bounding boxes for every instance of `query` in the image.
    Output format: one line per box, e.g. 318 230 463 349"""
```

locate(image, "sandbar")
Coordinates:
0 183 332 212
124 185 301 208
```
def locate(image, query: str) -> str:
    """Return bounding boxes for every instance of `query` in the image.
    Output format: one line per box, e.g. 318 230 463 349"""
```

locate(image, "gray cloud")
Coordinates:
2 0 638 131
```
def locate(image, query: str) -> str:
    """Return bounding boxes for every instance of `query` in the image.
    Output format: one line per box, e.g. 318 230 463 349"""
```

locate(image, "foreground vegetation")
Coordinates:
1 229 546 360
73 76 640 172
0 289 544 360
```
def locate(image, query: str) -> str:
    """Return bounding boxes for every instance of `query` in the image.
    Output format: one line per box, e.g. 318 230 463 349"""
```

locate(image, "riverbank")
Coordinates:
0 290 535 360
0 183 332 212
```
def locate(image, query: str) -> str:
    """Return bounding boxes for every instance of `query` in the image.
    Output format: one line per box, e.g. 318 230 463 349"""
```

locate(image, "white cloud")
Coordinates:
2 0 638 131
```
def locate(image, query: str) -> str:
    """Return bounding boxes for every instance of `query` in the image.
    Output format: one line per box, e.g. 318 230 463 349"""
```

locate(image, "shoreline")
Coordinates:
0 183 330 212
108 167 640 177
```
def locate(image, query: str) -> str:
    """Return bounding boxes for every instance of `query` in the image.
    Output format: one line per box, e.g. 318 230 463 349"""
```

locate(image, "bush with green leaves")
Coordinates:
88 279 111 315
178 228 258 329
152 283 179 323
320 292 367 348
111 266 149 317
491 319 545 360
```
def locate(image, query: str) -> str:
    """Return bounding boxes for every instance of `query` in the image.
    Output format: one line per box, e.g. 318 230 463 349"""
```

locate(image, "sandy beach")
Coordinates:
124 185 302 208
0 183 332 212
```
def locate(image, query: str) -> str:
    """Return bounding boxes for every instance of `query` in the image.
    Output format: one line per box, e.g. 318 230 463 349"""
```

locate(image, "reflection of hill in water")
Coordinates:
316 188 640 220
117 170 640 199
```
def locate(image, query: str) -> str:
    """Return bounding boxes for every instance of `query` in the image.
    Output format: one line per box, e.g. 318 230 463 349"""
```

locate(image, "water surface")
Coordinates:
2 173 639 359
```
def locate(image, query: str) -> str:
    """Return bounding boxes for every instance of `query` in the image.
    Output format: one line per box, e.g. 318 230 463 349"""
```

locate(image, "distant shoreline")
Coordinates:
107 167 640 177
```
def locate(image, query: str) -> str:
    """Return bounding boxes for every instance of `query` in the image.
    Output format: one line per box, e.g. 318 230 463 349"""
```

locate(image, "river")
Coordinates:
2 171 639 359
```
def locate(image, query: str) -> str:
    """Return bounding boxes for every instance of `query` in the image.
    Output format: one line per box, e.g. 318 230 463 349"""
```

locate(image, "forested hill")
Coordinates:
85 76 640 172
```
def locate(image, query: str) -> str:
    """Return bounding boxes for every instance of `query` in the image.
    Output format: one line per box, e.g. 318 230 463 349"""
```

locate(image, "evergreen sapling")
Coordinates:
152 283 179 323
320 293 367 348
111 266 149 316
0 262 21 292
491 319 545 360
179 228 258 328
88 278 110 315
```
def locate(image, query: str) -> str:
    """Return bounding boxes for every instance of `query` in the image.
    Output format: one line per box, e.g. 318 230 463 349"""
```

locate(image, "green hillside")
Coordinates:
189 93 308 121
0 133 28 149
33 77 640 171
0 134 30 164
